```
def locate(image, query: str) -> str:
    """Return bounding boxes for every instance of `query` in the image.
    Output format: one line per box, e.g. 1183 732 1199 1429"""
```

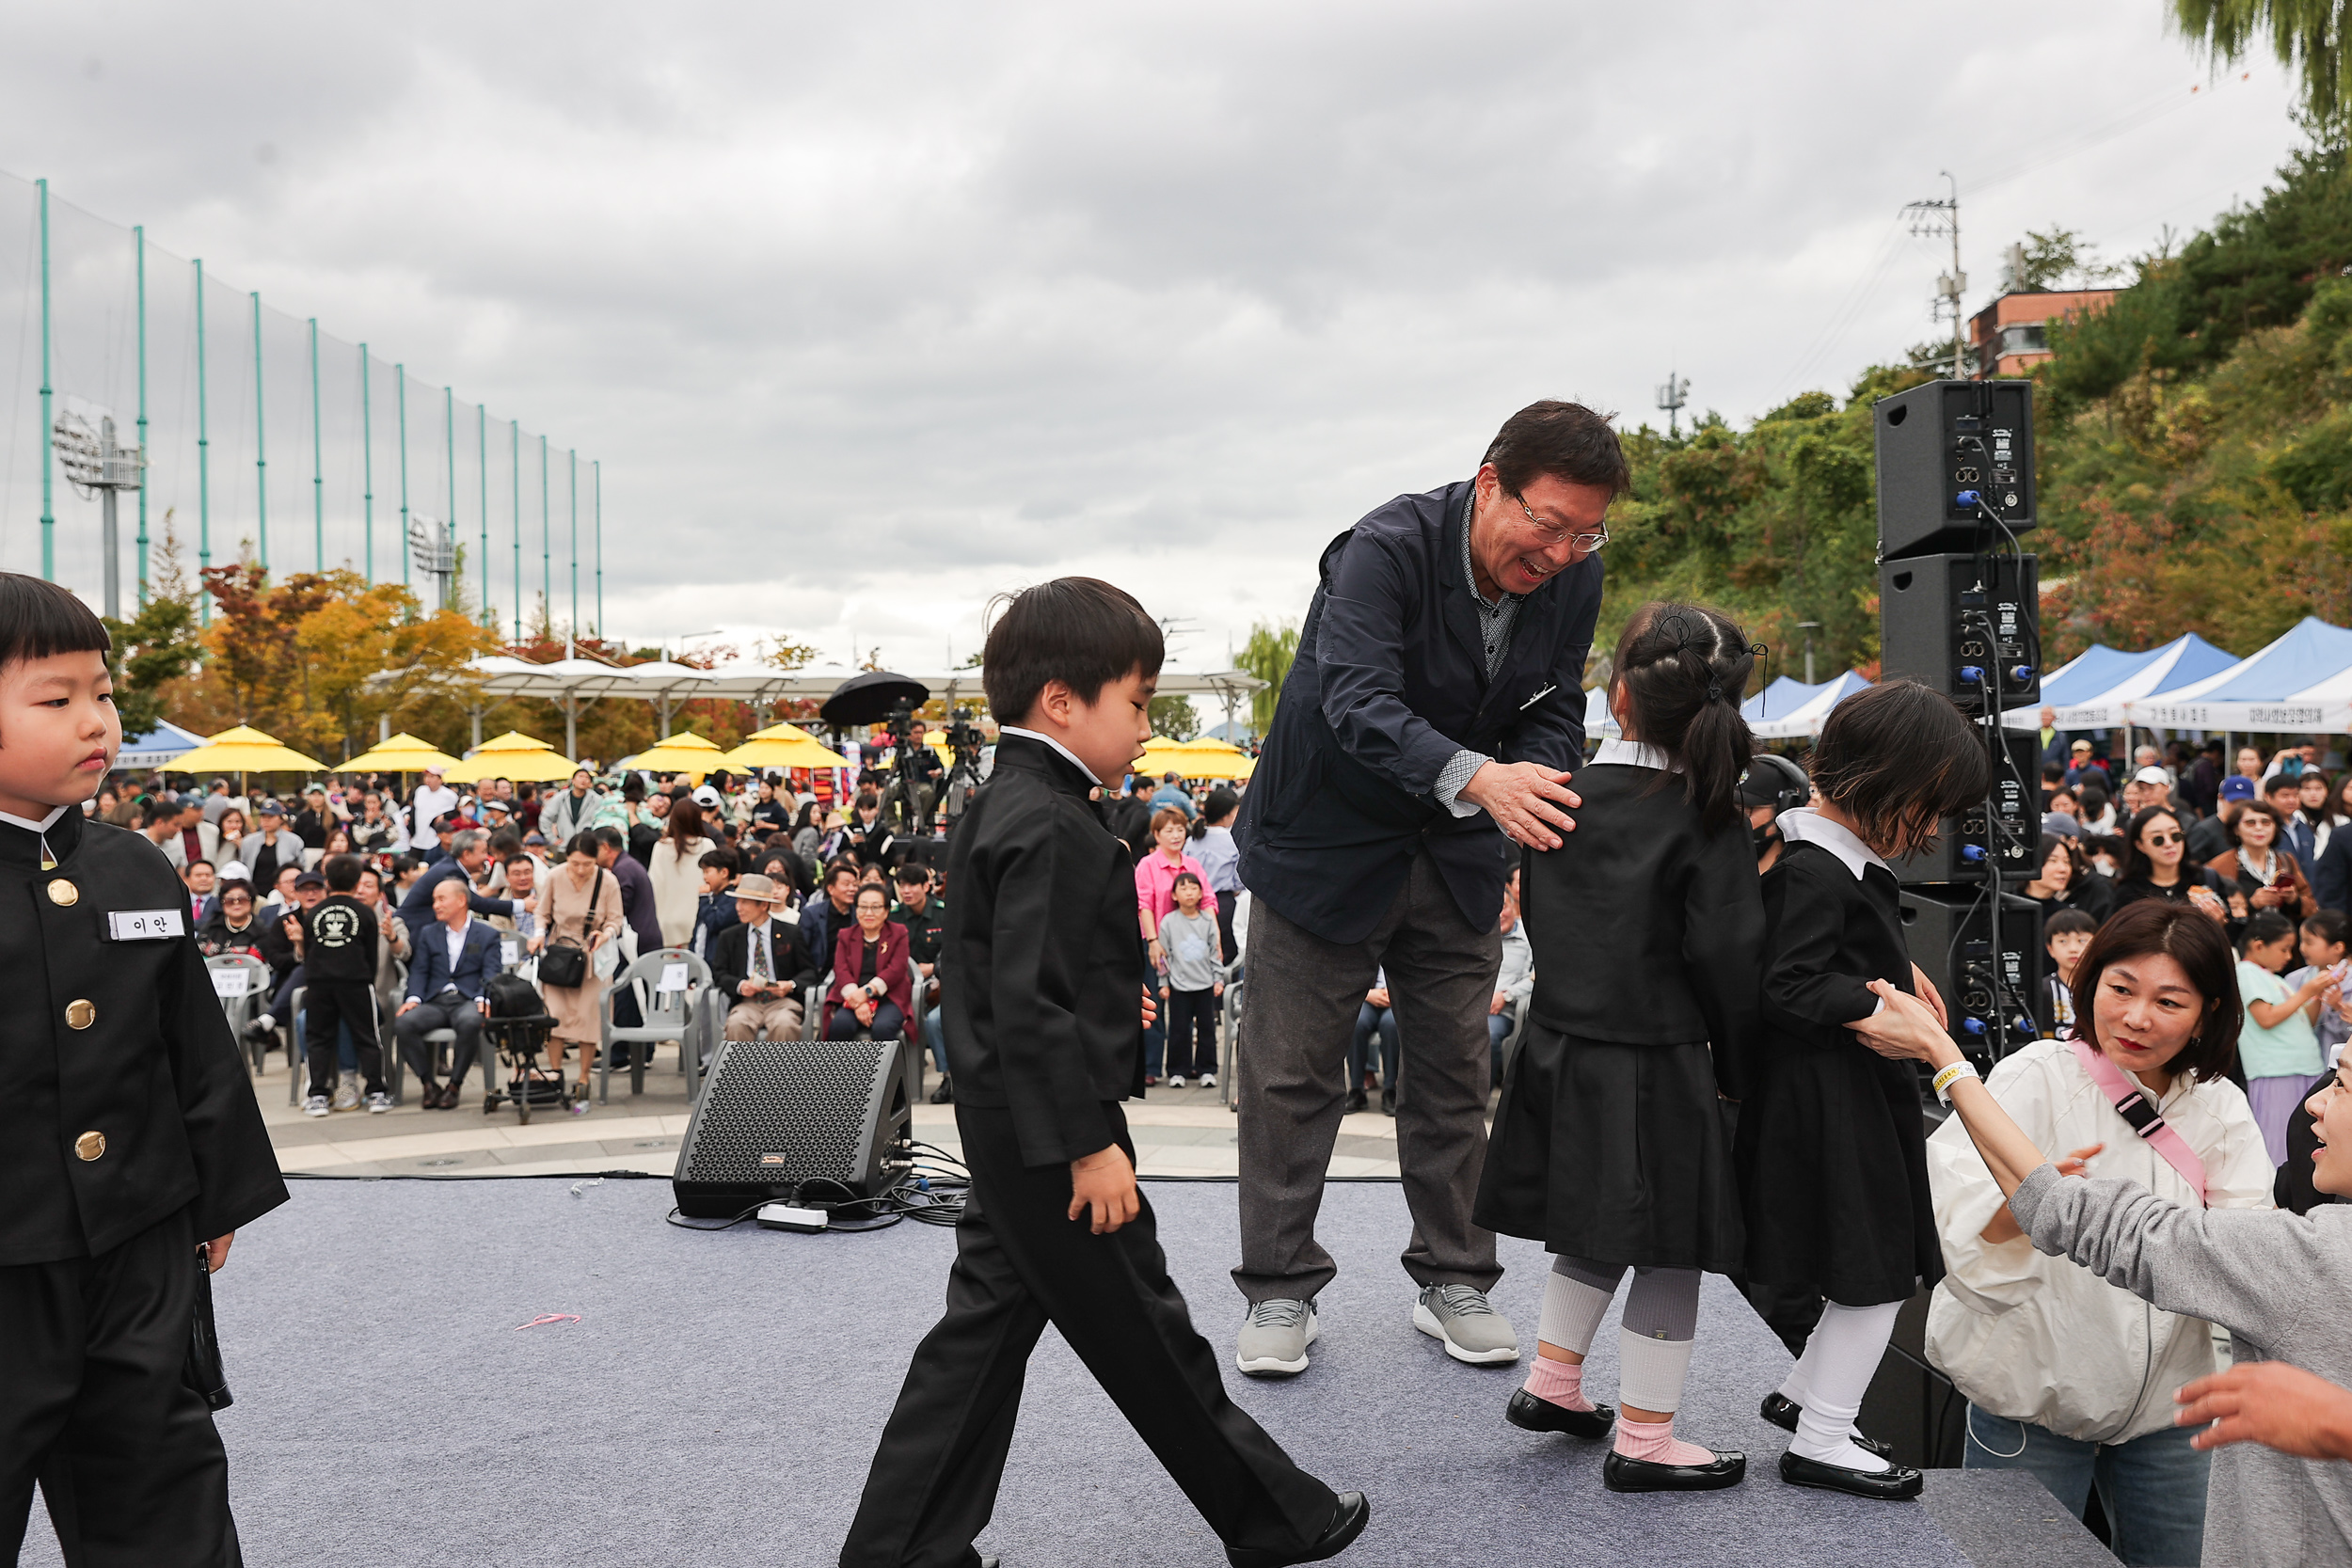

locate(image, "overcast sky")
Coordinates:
0 1 2303 686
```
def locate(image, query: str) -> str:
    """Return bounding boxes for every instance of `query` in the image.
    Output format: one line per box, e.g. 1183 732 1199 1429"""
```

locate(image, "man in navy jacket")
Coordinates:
1231 401 1613 1379
394 876 506 1107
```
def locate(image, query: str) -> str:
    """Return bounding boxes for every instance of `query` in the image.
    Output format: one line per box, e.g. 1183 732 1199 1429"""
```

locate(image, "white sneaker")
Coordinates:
364 1092 393 1115
303 1095 331 1117
1200 1072 1217 1088
331 1070 361 1112
1167 1075 1187 1089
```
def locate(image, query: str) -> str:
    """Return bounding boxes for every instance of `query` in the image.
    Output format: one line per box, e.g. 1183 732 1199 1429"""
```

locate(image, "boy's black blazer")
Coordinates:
942 734 1144 1167
0 808 287 1264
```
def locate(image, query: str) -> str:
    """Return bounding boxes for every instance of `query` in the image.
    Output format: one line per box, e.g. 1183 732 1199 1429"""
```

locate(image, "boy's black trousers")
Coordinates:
0 1206 242 1567
301 978 383 1100
840 1101 1337 1568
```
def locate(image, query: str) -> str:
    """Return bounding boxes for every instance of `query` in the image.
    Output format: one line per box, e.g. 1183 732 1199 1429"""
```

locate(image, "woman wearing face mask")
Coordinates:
2112 806 2238 931
1915 901 2272 1565
2022 834 2115 927
1857 919 2352 1568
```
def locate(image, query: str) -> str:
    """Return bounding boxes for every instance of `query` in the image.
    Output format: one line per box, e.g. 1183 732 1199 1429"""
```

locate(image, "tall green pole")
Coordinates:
37 179 53 581
539 434 550 633
443 386 456 613
593 459 603 637
196 259 211 623
568 448 579 638
396 363 410 591
510 420 521 644
135 226 149 608
250 293 267 574
309 319 323 571
477 404 490 629
359 344 373 582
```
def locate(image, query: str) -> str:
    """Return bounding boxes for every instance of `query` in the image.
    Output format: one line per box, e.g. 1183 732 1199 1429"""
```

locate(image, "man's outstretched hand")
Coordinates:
2175 1361 2352 1459
1461 761 1580 850
1069 1145 1140 1235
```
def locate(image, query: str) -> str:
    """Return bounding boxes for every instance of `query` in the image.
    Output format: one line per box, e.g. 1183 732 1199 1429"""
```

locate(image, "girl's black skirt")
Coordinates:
1472 1022 1743 1275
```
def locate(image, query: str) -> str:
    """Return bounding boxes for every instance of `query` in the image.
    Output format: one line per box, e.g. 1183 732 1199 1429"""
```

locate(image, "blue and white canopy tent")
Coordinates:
1749 671 1872 740
2133 617 2352 735
1742 674 1820 729
1999 633 2241 732
117 720 209 770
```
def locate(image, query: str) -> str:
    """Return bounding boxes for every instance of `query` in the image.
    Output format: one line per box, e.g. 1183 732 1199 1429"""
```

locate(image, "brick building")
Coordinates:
1969 288 2118 377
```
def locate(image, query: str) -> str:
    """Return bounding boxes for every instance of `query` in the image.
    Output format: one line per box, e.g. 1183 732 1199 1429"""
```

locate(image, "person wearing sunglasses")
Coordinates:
1229 400 1617 1381
2114 804 2239 933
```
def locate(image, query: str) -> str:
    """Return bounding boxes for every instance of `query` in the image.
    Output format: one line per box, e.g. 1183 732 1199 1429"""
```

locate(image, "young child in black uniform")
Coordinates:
1475 603 1767 1493
298 853 384 1111
0 574 287 1562
839 578 1365 1568
1735 678 1988 1500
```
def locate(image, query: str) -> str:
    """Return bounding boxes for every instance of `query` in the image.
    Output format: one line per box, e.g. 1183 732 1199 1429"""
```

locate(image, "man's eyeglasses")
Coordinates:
1514 492 1609 553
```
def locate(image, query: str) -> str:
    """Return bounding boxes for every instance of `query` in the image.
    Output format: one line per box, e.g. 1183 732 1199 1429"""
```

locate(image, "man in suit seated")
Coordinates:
395 876 504 1108
709 873 816 1040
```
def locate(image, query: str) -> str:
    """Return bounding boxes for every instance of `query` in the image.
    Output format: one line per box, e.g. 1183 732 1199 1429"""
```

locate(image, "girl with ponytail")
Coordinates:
1474 601 1769 1495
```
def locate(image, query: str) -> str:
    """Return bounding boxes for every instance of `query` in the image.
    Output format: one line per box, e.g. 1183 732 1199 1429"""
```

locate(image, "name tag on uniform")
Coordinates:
107 908 187 941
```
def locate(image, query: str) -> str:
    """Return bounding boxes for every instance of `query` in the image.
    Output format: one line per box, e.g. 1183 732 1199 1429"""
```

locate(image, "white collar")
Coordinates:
1590 736 1679 772
1776 806 1889 880
442 914 471 940
0 803 70 835
999 725 1104 786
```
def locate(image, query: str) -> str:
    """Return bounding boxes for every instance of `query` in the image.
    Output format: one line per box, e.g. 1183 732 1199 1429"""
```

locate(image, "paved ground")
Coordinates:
258 1044 1406 1179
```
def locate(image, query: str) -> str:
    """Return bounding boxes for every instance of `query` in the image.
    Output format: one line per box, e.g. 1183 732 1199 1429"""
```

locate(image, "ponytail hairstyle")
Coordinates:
1608 601 1760 831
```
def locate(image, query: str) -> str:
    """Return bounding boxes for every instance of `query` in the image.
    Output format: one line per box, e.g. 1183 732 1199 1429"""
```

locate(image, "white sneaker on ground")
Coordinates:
364 1092 392 1115
1167 1075 1186 1089
1200 1072 1217 1088
1414 1283 1521 1365
1236 1298 1318 1377
303 1095 331 1117
331 1070 361 1112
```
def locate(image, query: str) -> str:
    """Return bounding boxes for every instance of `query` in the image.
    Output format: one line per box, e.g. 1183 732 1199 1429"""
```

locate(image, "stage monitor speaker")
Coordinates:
1898 885 2044 1065
673 1037 918 1218
1879 552 2041 714
1892 728 2043 886
1876 378 2036 559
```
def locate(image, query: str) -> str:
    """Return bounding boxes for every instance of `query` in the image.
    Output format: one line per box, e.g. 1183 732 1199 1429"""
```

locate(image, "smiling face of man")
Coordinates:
1467 463 1612 600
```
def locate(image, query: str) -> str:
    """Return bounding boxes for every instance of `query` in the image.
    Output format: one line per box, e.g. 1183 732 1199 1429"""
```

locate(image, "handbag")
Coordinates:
2068 1036 2209 1205
537 868 603 990
183 1244 232 1411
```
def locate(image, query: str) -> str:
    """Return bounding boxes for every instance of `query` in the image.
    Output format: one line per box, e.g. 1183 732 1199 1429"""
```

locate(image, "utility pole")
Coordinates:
251 293 267 573
196 259 211 622
1654 368 1690 438
1798 620 1821 685
1903 172 1968 378
310 319 324 571
37 179 53 581
135 226 149 607
360 344 373 582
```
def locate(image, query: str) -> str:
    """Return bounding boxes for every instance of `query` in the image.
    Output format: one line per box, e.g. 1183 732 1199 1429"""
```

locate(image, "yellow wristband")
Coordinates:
1931 1060 1979 1101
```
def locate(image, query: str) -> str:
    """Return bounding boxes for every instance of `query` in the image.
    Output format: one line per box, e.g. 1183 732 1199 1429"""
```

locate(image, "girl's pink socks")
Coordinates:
1521 1354 1593 1413
1613 1414 1717 1467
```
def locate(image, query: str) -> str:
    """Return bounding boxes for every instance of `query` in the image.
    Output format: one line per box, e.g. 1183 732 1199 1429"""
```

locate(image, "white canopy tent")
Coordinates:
2132 617 2352 734
1748 671 1872 740
1998 633 2241 732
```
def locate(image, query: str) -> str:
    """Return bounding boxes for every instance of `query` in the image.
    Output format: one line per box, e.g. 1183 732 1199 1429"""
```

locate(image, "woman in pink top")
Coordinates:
1136 805 1219 974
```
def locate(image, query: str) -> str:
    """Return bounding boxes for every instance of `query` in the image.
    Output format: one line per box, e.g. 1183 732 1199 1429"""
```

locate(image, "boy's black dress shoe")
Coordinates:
1778 1449 1925 1499
1225 1491 1369 1568
1757 1392 1894 1459
1601 1449 1746 1493
1503 1386 1614 1439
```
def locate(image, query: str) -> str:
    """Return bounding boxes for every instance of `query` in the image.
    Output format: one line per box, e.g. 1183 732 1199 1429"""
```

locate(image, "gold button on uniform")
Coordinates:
65 999 96 1030
46 879 76 906
74 1131 105 1162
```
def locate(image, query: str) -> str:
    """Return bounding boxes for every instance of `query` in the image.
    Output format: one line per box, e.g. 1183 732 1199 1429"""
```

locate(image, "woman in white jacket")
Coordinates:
1925 900 2272 1566
646 791 718 949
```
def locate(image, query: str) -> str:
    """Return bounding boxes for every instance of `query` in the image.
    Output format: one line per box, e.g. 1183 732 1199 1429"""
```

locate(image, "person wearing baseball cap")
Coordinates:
2061 739 2108 794
2189 774 2259 864
707 873 817 1041
246 798 303 893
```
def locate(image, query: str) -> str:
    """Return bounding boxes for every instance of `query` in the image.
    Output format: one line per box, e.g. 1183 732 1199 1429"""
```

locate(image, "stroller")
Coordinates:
478 971 563 1125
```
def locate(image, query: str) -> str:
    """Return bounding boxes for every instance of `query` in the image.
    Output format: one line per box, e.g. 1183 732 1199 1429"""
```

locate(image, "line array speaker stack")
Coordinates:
673 1037 919 1218
1874 379 2047 1065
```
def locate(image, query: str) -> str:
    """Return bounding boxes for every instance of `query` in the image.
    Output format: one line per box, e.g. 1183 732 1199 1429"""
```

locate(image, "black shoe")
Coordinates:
930 1075 954 1105
1757 1392 1894 1460
1602 1448 1746 1494
1504 1386 1614 1439
1778 1449 1924 1500
1379 1085 1396 1117
1225 1491 1369 1568
1343 1086 1368 1114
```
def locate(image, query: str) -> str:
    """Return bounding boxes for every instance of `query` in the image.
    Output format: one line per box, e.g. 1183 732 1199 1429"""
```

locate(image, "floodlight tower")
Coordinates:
54 412 148 620
1655 370 1691 437
407 514 457 613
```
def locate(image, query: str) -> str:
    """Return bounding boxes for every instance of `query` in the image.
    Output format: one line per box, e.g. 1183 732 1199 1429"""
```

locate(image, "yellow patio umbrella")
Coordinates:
444 731 579 784
1165 738 1256 780
630 730 726 783
338 732 463 774
167 725 329 775
719 722 849 772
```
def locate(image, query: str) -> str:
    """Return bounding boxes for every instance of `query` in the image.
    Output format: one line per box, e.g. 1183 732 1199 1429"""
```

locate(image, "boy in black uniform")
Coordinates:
0 574 287 1564
296 854 385 1114
840 578 1365 1568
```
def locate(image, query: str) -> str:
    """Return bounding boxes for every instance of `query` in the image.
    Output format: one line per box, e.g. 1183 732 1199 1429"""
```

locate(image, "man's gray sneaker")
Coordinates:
1414 1283 1520 1365
1236 1298 1318 1378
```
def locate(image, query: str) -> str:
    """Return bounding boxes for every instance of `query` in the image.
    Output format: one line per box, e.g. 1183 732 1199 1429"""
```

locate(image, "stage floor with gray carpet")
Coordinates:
25 1178 2112 1567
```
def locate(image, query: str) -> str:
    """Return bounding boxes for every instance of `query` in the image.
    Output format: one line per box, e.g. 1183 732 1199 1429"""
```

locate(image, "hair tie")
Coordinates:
1706 685 1724 703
